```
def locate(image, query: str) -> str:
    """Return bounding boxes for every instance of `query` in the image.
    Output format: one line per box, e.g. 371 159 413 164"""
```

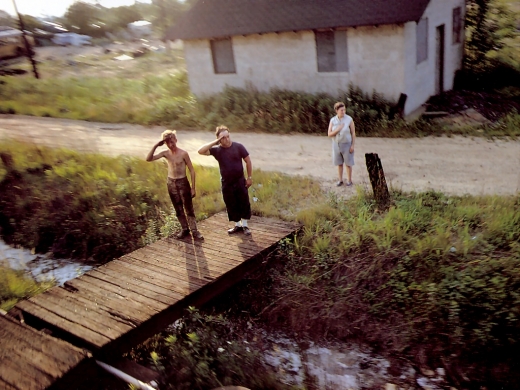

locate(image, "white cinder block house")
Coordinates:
165 0 465 115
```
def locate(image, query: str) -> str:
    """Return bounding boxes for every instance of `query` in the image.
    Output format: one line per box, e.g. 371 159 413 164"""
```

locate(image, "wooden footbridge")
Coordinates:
1 212 300 390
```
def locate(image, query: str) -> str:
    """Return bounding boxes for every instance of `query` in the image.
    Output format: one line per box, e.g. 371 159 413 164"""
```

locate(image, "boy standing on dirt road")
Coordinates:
198 126 253 236
146 130 203 240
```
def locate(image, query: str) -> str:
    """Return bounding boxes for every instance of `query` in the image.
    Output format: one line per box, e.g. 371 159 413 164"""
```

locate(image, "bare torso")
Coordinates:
164 148 188 179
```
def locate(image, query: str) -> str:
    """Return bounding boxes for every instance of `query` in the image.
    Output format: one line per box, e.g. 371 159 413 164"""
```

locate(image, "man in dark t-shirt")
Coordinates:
198 125 253 235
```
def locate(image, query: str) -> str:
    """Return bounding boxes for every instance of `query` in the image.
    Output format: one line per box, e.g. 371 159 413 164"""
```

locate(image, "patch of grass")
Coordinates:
0 263 54 311
0 72 191 125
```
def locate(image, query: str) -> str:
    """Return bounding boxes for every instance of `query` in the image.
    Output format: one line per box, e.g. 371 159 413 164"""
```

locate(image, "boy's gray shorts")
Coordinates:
332 141 355 166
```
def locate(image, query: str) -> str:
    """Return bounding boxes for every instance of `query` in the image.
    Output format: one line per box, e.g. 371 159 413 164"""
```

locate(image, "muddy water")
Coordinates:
0 239 92 285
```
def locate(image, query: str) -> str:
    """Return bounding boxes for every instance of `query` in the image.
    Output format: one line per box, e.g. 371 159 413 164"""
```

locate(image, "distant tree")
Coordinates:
465 0 520 72
63 1 105 37
151 0 187 34
112 5 143 29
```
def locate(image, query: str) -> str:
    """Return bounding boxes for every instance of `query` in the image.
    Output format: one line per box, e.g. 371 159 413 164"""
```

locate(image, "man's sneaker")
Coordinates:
192 230 204 240
336 181 343 187
243 227 251 236
176 229 191 239
227 226 243 234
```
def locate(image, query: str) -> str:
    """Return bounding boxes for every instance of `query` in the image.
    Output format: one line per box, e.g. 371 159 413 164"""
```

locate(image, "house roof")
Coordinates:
165 0 431 41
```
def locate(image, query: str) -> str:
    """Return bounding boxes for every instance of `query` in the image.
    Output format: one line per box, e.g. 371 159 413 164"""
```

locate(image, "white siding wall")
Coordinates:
403 0 465 114
185 31 350 96
348 25 406 103
185 27 406 99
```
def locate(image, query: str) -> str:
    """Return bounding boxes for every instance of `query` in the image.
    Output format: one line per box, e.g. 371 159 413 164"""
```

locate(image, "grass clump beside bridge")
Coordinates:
0 264 54 311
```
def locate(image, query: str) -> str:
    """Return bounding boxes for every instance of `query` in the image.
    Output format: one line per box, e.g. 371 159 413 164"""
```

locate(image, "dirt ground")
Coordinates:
1 114 519 197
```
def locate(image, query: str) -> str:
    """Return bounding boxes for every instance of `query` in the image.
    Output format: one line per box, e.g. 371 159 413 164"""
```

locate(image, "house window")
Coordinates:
416 18 428 64
315 30 349 72
210 38 236 74
452 7 462 44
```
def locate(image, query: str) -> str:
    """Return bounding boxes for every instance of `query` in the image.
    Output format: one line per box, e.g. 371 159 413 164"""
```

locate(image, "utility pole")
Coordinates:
11 0 39 79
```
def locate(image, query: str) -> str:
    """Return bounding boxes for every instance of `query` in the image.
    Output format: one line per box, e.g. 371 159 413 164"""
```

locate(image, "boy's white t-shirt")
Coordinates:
330 115 353 144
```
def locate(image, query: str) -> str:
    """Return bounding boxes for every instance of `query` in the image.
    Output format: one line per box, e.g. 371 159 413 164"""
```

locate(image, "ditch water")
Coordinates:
0 238 93 285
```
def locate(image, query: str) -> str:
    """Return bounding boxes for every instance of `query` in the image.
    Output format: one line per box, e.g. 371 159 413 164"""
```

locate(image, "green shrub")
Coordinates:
134 307 286 390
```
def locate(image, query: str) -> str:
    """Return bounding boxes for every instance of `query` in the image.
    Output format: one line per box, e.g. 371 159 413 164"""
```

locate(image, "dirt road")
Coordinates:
1 114 519 196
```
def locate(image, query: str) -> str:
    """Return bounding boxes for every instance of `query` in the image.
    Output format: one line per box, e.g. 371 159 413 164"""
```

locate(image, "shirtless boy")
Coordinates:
146 130 203 240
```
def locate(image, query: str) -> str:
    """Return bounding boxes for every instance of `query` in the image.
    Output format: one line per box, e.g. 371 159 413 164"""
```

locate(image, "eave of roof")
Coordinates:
165 0 430 41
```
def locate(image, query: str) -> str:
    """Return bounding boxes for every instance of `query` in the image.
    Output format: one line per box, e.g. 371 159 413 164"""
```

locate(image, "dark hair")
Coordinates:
215 125 229 138
334 102 345 111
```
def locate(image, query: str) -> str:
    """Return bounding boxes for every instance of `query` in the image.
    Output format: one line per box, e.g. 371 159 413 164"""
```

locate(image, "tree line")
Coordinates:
0 0 197 38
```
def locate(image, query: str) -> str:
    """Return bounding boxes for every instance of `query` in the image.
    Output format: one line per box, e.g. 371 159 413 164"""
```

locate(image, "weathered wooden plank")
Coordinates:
0 315 89 390
159 237 252 263
127 247 229 286
106 257 200 294
189 229 278 251
0 377 17 390
165 232 263 258
55 284 144 331
27 292 122 341
251 213 302 229
114 255 209 289
0 358 52 390
141 250 233 279
89 270 172 311
135 239 244 267
93 261 192 298
7 342 71 380
16 300 111 349
175 234 271 259
0 316 88 367
124 250 218 285
45 287 139 337
147 240 243 271
129 244 232 277
80 271 167 312
90 266 182 305
194 217 288 239
66 276 158 319
199 217 292 237
43 288 135 336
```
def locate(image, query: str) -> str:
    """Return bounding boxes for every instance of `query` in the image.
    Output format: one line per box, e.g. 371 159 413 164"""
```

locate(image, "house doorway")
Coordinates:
435 24 445 95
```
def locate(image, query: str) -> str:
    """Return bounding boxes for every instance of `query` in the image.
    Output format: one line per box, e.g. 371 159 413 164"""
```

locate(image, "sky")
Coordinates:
0 0 150 18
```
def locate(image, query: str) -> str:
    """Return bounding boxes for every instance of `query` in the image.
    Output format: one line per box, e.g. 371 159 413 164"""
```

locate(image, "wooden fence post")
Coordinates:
365 153 390 207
